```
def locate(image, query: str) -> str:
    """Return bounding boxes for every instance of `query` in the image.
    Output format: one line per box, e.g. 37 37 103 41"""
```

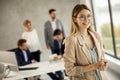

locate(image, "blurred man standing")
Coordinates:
44 9 65 53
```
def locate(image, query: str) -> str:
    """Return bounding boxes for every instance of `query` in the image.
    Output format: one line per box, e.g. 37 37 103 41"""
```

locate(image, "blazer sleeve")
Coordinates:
64 37 98 77
61 38 65 55
15 50 31 66
53 40 60 55
27 49 34 61
61 25 65 38
59 20 65 37
44 23 49 47
96 32 105 59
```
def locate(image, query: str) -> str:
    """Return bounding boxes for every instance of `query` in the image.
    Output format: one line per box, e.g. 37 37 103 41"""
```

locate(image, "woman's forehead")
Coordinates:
78 9 91 15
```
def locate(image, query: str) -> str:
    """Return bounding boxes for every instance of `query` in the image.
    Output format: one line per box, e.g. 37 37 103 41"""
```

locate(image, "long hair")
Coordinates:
70 4 94 36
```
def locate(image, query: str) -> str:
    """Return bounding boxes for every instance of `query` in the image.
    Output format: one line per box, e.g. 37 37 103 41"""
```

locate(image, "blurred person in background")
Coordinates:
15 39 36 66
44 9 65 53
22 20 42 62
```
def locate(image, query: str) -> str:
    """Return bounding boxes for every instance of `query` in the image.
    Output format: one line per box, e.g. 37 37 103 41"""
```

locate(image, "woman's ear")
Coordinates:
73 17 77 23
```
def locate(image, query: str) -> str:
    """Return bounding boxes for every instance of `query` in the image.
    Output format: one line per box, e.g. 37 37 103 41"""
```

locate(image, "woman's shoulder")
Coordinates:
31 29 38 34
90 31 102 42
90 31 100 38
93 31 100 35
32 28 36 32
63 34 77 44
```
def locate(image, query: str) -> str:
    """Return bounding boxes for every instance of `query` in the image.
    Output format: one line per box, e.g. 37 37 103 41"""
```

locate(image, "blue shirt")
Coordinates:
80 34 102 80
22 50 28 62
88 47 102 80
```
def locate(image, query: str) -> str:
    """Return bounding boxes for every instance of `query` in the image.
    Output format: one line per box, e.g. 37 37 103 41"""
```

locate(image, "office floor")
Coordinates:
41 69 120 80
40 50 120 80
39 69 120 80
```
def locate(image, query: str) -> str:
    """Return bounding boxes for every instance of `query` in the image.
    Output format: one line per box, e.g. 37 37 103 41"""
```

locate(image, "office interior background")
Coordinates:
0 0 120 80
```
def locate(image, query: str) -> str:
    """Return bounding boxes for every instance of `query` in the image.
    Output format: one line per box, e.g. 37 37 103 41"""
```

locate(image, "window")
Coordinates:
91 0 120 59
92 0 114 54
111 0 120 58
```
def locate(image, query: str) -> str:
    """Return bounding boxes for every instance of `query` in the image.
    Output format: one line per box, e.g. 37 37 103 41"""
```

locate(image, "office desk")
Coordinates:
3 59 65 80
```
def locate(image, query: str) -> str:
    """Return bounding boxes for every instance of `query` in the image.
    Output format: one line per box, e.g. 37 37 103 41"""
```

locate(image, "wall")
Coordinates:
0 0 80 52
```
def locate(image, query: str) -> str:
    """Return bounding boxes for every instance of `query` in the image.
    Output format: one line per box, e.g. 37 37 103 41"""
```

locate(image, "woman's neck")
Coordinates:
26 29 32 32
79 29 89 36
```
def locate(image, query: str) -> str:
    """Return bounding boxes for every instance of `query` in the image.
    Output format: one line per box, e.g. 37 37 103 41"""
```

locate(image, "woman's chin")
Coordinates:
82 25 89 29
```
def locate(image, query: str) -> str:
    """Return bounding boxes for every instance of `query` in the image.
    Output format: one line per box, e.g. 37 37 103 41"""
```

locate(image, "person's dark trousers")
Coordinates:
55 71 64 80
47 73 59 80
47 71 64 80
31 50 40 62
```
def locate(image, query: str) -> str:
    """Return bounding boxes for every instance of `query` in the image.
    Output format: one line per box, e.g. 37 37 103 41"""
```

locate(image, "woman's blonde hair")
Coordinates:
70 4 94 36
23 20 31 26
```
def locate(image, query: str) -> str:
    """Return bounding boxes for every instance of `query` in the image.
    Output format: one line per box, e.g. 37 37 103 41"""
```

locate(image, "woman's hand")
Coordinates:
96 59 108 71
31 59 37 63
99 59 108 71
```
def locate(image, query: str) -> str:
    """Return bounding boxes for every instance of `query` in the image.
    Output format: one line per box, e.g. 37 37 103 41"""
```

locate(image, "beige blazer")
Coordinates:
64 31 108 80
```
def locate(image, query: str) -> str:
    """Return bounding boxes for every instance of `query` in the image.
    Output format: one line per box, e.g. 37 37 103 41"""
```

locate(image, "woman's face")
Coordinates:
75 9 92 30
25 23 32 31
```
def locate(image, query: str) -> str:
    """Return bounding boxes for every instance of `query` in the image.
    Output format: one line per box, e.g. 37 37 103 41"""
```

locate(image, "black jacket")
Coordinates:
15 48 33 66
53 38 65 55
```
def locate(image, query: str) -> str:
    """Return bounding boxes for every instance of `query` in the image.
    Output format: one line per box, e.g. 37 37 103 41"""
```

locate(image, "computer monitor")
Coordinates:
0 51 38 71
0 51 18 66
0 51 19 71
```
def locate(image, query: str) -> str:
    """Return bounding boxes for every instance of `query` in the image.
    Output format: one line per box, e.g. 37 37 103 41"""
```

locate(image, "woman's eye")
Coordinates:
80 16 85 19
87 15 92 18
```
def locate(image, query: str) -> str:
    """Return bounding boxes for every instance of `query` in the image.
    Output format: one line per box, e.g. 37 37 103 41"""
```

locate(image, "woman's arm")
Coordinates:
96 32 109 71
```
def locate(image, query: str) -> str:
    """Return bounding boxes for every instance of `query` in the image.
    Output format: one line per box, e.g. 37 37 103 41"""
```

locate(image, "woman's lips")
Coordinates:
83 23 88 25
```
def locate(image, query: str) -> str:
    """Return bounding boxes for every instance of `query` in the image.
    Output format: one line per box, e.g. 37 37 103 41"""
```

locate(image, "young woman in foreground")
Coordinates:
64 4 108 80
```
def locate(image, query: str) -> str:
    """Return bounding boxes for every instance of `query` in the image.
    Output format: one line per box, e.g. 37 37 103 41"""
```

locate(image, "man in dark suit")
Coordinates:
15 39 42 80
48 29 65 80
53 29 65 56
15 39 36 66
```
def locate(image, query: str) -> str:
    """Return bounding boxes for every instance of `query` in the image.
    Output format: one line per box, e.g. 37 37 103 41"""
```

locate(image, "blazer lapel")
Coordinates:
75 32 92 64
88 31 101 61
56 20 59 28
